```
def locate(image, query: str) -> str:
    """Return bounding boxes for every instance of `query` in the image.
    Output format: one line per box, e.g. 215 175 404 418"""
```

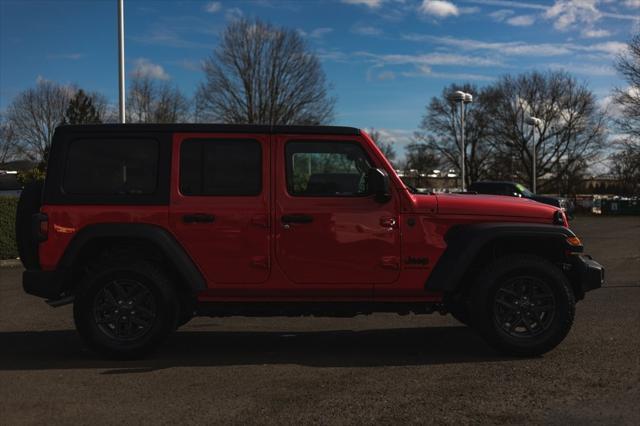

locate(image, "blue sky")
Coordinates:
1 0 639 153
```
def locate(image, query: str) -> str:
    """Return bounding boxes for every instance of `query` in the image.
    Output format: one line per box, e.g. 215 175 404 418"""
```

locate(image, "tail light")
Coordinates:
33 213 48 242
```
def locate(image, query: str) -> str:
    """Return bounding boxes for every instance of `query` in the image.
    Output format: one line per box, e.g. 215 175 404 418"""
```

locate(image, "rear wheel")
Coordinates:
470 255 575 357
74 261 179 359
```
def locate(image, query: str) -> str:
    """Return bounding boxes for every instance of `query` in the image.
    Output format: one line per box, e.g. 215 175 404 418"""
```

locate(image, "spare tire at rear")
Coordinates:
15 181 44 270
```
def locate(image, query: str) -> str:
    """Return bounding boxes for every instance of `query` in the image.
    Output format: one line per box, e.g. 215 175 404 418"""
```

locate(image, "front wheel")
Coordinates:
74 261 179 359
470 255 575 357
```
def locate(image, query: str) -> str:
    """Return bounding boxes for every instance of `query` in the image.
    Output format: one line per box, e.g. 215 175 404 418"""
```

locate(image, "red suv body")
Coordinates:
17 124 603 358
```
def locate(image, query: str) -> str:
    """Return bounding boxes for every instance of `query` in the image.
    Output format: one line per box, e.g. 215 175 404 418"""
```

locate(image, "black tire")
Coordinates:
177 305 194 328
15 181 43 269
447 301 471 326
73 261 179 359
469 254 575 357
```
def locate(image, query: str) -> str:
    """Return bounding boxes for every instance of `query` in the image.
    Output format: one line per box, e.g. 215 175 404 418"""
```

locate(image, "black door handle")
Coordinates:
281 214 313 224
183 213 215 223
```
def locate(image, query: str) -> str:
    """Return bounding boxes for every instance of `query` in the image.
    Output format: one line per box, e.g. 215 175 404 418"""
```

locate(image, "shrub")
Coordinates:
0 196 19 259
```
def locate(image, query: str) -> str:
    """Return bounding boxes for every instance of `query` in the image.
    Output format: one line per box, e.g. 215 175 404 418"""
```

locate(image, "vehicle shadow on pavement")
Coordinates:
0 326 516 372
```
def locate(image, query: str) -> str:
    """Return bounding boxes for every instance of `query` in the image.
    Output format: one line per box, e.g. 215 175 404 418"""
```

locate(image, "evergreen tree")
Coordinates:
64 90 101 124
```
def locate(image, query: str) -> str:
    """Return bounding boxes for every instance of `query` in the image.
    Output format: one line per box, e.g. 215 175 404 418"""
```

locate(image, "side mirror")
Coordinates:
366 168 391 203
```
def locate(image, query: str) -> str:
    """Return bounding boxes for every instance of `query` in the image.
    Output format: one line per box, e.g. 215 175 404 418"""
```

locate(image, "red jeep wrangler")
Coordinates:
17 124 604 358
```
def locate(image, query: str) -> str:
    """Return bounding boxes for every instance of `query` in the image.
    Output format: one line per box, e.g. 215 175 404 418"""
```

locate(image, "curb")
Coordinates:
0 259 22 268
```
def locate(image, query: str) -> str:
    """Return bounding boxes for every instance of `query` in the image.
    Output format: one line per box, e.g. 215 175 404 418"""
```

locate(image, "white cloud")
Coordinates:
48 53 83 60
548 63 617 76
316 48 349 62
470 0 638 21
506 15 535 26
581 28 611 38
419 1 459 17
402 34 627 58
466 0 547 10
365 128 416 156
310 27 333 38
300 27 334 39
225 7 243 20
489 9 515 21
204 2 221 13
351 24 383 36
590 41 628 56
358 51 503 67
377 71 396 80
624 0 640 8
545 0 601 31
342 0 383 8
403 34 572 56
131 58 170 80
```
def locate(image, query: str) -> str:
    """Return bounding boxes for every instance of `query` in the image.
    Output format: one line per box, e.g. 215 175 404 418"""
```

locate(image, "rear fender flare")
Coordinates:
59 223 206 293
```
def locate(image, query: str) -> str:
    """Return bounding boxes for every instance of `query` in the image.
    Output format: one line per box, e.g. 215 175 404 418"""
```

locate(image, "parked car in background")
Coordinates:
469 181 574 219
0 170 22 197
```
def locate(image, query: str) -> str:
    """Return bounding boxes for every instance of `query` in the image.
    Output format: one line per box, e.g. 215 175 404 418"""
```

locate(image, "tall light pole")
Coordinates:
450 90 473 191
118 0 126 123
525 116 543 193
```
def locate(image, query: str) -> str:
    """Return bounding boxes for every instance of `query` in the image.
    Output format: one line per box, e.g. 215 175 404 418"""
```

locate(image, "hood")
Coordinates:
434 193 559 220
530 194 562 207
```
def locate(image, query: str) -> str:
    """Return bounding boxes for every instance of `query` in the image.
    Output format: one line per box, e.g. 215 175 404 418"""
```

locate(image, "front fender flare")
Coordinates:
425 222 578 292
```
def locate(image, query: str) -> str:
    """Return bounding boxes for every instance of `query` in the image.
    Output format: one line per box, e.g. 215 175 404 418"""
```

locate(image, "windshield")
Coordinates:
515 183 534 197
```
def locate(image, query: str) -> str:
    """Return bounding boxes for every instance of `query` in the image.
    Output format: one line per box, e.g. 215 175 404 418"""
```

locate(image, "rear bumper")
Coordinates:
569 254 604 295
23 269 70 300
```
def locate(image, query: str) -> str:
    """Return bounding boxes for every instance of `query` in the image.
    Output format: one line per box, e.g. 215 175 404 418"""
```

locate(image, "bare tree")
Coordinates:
127 75 190 123
368 128 397 164
6 80 73 161
196 18 334 125
415 83 494 187
609 142 640 195
0 113 18 164
404 141 440 173
485 71 606 194
614 33 640 147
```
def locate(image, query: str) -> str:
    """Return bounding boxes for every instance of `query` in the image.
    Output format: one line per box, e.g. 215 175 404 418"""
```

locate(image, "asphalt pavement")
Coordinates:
0 216 638 425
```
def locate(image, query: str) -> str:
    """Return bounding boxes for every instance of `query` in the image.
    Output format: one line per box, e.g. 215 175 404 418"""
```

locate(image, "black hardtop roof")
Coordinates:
55 123 361 136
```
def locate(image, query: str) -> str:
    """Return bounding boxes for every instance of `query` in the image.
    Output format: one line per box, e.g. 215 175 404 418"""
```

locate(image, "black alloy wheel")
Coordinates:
493 276 556 339
93 279 157 341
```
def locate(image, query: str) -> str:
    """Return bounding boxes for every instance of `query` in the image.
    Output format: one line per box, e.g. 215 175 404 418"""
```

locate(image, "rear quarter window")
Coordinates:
63 138 159 195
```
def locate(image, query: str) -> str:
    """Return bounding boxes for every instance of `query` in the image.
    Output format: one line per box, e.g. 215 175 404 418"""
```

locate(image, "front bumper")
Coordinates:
569 254 604 296
23 269 70 300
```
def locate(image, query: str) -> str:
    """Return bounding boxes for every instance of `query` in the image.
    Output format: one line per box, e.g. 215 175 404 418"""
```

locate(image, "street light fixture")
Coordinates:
449 91 473 191
525 116 543 193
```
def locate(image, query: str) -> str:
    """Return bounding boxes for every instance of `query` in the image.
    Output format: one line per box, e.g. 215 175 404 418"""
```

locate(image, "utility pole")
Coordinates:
526 116 543 193
118 0 126 123
450 90 473 191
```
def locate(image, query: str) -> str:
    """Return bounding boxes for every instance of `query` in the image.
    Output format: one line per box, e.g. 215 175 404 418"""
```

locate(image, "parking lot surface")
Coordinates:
1 216 639 425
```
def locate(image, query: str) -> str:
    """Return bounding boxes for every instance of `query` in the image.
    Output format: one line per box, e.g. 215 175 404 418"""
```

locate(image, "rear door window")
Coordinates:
180 139 262 196
63 138 159 195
